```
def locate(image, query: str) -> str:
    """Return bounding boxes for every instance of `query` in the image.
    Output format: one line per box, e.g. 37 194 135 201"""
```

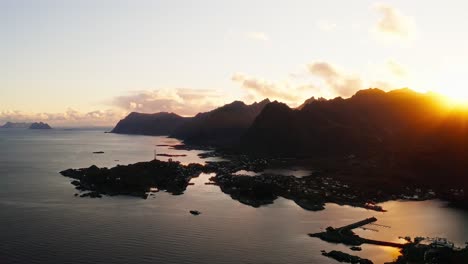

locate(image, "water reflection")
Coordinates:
0 130 467 264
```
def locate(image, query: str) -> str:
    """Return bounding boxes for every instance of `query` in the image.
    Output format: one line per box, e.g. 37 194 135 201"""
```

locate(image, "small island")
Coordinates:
0 122 31 128
60 159 206 197
0 122 52 129
29 122 52 129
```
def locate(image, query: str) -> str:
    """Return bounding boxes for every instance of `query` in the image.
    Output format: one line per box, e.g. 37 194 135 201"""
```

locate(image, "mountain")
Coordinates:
242 88 468 198
0 122 32 128
171 99 270 146
296 96 328 110
242 88 449 156
111 112 188 136
29 122 52 129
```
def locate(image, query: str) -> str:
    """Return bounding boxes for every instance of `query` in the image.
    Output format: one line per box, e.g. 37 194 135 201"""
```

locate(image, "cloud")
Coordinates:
246 31 270 42
232 73 316 104
373 4 416 38
308 62 364 97
0 88 228 126
316 20 337 32
0 109 123 127
386 59 408 77
112 88 224 116
233 60 403 104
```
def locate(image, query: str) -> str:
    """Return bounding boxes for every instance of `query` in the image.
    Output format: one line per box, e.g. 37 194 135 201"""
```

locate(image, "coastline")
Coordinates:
60 143 464 213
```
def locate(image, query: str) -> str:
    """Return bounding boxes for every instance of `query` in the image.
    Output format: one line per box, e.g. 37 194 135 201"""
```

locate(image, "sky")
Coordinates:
2 0 468 126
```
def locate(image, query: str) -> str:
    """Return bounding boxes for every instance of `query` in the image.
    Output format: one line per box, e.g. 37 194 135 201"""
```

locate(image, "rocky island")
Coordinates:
1 121 52 129
0 122 32 128
29 122 52 129
61 154 443 213
61 159 205 197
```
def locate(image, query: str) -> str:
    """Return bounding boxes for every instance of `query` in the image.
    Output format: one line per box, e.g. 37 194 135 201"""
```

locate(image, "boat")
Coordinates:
190 210 201 215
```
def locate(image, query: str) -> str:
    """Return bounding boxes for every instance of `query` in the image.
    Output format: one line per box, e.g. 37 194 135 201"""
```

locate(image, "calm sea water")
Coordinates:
0 128 467 264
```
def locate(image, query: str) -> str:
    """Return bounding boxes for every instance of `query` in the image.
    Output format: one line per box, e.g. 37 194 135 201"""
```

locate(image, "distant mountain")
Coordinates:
111 112 188 136
0 122 32 128
171 99 270 146
29 122 52 129
1 122 52 129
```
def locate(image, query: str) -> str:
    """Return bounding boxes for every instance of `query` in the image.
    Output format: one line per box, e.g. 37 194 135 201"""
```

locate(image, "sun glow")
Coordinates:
431 68 468 107
443 88 468 103
435 87 468 108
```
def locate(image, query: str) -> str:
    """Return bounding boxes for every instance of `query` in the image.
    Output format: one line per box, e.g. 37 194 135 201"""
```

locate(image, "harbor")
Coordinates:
309 217 407 248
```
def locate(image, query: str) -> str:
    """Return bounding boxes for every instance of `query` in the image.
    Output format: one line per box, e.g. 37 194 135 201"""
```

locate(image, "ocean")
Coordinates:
1 128 467 264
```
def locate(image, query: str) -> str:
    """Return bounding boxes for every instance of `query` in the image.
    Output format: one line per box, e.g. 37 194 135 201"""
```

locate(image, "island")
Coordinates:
61 155 440 212
321 250 373 264
60 159 206 197
0 122 32 128
1 121 52 129
29 122 52 129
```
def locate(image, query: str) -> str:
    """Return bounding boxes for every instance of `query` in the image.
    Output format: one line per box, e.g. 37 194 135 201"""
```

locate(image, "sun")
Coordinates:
435 87 468 108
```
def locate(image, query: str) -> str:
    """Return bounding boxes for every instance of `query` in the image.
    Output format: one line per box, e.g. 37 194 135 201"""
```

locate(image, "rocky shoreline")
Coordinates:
321 250 373 264
59 151 464 212
61 160 205 197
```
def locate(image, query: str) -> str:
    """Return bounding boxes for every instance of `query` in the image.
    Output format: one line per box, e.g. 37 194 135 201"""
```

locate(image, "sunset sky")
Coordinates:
2 0 468 126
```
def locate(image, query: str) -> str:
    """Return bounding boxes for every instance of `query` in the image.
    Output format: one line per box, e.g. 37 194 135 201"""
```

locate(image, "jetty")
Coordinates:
309 217 407 248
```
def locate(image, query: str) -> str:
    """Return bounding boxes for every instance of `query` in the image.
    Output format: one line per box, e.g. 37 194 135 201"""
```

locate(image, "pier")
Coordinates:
309 217 407 248
338 217 377 230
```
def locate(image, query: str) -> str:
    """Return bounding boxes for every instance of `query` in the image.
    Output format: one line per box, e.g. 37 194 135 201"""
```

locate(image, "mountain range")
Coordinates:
112 99 270 146
110 88 468 202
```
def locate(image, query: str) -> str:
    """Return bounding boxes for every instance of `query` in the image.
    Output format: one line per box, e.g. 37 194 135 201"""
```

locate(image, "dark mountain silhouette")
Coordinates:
296 96 328 110
29 122 52 129
111 112 188 135
242 88 450 156
108 89 468 206
171 99 270 146
242 88 468 202
0 122 32 128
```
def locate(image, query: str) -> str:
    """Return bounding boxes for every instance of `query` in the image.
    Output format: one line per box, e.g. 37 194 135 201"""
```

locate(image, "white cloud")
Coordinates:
308 62 364 97
386 59 408 77
112 88 225 116
246 31 270 42
0 88 229 126
232 73 319 105
373 3 416 39
233 60 407 104
0 109 123 127
316 20 337 32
